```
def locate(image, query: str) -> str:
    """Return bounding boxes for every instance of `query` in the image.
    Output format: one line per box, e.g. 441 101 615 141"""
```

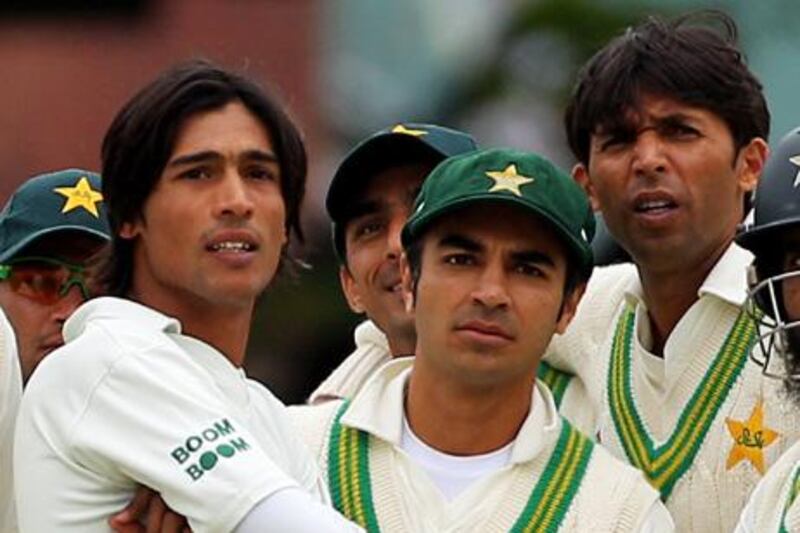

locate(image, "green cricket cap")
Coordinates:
327 123 478 259
402 148 596 277
0 169 111 263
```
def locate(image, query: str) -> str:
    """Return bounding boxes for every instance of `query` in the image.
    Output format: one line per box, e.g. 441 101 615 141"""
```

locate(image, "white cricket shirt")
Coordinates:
14 297 324 533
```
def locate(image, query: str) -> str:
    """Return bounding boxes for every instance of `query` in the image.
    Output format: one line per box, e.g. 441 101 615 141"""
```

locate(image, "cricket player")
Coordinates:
291 147 674 532
0 169 110 532
313 123 595 430
13 61 360 532
734 127 800 531
543 11 800 531
310 122 477 404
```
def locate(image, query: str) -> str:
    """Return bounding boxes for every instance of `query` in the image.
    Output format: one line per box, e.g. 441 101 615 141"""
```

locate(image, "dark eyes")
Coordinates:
599 132 636 151
244 166 279 182
443 254 544 277
598 122 700 151
351 219 385 240
661 123 699 138
181 167 212 180
179 165 278 181
443 254 475 266
512 263 544 277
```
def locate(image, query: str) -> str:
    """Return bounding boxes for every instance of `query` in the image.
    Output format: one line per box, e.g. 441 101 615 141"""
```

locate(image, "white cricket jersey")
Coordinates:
308 320 392 405
0 306 20 533
290 359 672 532
544 243 800 532
13 296 324 533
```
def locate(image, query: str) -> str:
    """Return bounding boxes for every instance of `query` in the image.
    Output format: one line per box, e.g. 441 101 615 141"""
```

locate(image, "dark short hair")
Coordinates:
564 10 769 167
98 59 307 295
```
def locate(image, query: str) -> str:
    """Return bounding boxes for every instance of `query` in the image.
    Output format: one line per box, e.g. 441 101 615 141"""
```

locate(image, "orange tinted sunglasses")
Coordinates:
0 256 91 304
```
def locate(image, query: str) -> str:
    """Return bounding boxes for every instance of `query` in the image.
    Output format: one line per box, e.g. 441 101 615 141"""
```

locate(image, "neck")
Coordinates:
405 359 533 455
129 288 254 367
636 239 730 356
387 328 416 357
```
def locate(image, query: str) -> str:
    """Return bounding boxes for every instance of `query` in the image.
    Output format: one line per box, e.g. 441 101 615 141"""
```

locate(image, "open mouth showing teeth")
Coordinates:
635 200 676 213
209 241 255 252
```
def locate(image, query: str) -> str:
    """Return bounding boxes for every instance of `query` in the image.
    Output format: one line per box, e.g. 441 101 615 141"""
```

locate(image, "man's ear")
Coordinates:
555 281 586 334
339 266 366 314
572 163 601 212
119 220 141 239
736 137 768 194
400 252 415 312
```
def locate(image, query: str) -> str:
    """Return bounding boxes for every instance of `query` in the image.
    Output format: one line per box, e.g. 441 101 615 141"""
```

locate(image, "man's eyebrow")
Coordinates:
438 234 483 253
168 149 278 167
239 149 279 164
653 113 695 127
168 150 221 167
344 199 383 223
512 250 556 268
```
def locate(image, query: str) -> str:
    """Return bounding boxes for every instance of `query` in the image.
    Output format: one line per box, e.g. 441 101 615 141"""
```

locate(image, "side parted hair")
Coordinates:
564 10 769 167
98 59 307 296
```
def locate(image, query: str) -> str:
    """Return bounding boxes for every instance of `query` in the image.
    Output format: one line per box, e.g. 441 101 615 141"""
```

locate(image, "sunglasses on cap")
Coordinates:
0 256 92 305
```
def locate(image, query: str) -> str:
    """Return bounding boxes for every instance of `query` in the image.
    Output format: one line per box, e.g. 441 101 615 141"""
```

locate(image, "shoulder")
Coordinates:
582 263 637 312
308 321 391 405
288 401 343 455
544 263 636 372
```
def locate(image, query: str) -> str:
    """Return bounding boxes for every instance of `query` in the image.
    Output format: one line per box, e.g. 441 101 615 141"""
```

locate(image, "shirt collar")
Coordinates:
697 242 753 306
64 296 182 342
341 357 562 465
624 241 753 309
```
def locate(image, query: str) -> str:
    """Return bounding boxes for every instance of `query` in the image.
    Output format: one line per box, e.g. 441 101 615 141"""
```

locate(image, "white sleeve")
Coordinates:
234 487 364 532
637 500 675 533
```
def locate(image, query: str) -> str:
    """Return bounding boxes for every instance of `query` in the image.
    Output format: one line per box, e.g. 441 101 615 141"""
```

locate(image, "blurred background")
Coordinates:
1 0 798 402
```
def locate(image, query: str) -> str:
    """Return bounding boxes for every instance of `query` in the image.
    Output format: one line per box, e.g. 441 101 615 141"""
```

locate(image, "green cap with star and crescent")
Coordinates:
402 148 596 277
0 169 110 263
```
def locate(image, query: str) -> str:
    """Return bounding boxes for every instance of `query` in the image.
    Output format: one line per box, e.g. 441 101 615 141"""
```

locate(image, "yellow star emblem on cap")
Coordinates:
53 176 104 218
485 164 534 197
391 124 427 137
725 399 780 475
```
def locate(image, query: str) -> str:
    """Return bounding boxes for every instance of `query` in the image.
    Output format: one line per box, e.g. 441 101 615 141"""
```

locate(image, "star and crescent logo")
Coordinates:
790 155 800 188
485 164 534 197
53 176 104 218
725 399 779 475
391 124 427 137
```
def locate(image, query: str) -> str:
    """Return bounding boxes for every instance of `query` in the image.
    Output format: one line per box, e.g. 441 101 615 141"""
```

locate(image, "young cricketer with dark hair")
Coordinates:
13 60 361 532
543 11 800 532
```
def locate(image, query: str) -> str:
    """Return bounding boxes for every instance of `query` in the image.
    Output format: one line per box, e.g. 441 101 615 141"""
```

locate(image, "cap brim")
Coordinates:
403 194 594 275
0 225 110 263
